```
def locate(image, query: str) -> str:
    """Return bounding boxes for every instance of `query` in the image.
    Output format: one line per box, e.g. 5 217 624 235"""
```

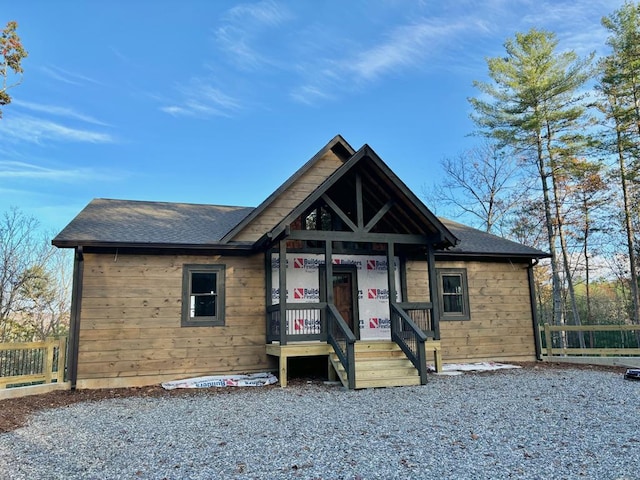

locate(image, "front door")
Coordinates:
326 265 360 339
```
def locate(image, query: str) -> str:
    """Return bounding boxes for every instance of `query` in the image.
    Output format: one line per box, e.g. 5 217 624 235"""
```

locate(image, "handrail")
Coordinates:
390 303 428 384
326 303 356 389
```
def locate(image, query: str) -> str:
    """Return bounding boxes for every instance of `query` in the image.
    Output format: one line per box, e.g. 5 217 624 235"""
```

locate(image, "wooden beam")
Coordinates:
279 240 287 345
288 229 432 245
356 172 364 229
364 200 394 233
321 194 358 232
427 247 441 341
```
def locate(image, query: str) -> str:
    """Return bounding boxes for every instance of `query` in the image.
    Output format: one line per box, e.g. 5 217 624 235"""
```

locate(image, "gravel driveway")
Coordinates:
0 366 638 479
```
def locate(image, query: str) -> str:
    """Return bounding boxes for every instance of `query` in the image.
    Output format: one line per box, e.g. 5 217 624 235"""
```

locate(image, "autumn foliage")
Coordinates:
0 20 28 118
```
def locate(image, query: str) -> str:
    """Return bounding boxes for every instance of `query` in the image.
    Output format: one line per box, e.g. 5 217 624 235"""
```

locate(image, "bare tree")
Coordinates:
429 142 529 234
0 207 61 341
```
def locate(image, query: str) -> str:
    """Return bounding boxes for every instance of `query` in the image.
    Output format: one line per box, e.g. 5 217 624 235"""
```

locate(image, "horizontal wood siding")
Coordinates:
233 151 344 242
405 259 536 363
76 253 269 388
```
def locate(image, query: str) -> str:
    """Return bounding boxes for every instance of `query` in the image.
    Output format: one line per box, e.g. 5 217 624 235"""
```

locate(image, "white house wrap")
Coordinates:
271 254 401 340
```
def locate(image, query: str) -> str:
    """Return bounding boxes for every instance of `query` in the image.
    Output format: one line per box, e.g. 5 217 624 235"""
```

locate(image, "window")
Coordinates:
182 264 225 327
437 268 470 321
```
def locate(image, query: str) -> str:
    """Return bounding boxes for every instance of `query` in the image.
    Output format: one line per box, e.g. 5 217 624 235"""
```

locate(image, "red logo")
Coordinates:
368 288 377 299
294 258 304 269
332 258 341 264
367 259 376 270
294 318 304 330
294 288 304 299
370 318 379 328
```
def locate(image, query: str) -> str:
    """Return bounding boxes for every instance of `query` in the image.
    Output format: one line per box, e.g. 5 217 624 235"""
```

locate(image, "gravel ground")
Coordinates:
0 366 639 479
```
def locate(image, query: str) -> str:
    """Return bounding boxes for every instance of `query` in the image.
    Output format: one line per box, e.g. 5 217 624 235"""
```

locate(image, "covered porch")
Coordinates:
259 147 455 388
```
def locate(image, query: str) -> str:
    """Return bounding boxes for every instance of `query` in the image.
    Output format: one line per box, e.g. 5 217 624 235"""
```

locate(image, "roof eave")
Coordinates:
435 251 551 260
52 240 255 251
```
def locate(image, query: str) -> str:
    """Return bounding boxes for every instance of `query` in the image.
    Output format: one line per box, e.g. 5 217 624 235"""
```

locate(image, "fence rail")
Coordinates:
0 337 67 388
542 324 640 357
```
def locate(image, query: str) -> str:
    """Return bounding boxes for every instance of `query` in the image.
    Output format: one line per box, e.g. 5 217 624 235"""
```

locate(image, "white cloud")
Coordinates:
13 99 110 126
161 80 242 118
0 115 115 144
225 0 292 27
40 65 103 87
291 16 479 104
214 0 292 70
0 160 107 182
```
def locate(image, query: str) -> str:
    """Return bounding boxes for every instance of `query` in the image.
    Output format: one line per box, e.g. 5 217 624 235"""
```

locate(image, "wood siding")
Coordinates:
232 151 344 242
76 252 269 388
405 259 536 363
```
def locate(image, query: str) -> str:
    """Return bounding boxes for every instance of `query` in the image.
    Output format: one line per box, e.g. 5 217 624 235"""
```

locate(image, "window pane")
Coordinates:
191 295 216 317
442 275 461 294
443 294 463 313
192 272 216 294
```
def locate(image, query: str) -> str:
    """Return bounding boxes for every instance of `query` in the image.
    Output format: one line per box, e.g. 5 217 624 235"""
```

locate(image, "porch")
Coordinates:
265 302 443 389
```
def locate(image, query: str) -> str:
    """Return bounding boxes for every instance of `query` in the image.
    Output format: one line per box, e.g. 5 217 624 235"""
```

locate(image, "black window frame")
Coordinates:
181 264 226 327
436 268 470 321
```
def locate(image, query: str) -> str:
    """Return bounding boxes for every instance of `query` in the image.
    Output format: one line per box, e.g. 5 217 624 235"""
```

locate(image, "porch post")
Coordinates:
427 246 441 340
325 240 334 304
386 242 396 306
324 240 334 342
279 240 287 345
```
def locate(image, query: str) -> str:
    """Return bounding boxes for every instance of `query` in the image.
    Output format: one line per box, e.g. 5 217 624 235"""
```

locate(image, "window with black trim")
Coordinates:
182 264 225 327
437 268 470 321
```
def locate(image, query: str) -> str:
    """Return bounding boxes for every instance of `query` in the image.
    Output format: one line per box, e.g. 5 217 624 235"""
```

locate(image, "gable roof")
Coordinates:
220 134 355 243
52 198 254 249
52 135 549 260
263 143 459 248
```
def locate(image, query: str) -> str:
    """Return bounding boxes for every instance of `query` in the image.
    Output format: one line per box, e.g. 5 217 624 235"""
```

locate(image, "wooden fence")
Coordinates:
542 324 640 356
0 337 67 389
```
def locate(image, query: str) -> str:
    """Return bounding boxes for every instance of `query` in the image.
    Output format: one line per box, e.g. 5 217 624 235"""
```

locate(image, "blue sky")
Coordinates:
0 0 626 235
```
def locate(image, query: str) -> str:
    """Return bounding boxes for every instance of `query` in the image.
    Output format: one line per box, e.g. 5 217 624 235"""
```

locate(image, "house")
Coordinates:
53 135 548 390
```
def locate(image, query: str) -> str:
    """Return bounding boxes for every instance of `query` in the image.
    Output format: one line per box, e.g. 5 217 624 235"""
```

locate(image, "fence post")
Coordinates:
45 337 55 383
57 336 67 383
544 324 552 357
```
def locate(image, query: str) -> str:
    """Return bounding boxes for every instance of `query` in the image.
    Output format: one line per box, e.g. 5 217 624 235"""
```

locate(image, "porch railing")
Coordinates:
266 303 327 343
0 337 67 388
390 303 428 384
326 303 356 389
398 302 435 339
542 323 640 357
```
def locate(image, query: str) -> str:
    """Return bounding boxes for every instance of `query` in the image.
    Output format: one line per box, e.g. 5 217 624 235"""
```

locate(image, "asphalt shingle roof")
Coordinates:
52 198 254 246
440 218 548 258
53 198 547 259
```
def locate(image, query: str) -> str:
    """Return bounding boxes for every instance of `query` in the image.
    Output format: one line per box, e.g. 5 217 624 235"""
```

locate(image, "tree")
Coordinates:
469 28 594 337
428 142 528 234
0 208 68 342
598 1 640 327
0 20 28 118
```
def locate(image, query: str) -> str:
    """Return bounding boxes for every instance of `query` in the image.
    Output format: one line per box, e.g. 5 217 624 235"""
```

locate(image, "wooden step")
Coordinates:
329 344 422 389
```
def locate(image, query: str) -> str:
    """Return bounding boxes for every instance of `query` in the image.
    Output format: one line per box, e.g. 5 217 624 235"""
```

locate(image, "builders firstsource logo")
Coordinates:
271 288 289 300
369 317 391 329
293 287 320 300
294 318 321 331
333 258 363 268
367 288 390 300
367 259 388 271
294 257 324 271
271 258 289 269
